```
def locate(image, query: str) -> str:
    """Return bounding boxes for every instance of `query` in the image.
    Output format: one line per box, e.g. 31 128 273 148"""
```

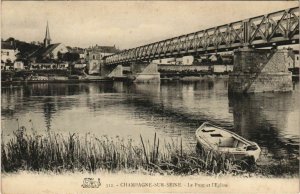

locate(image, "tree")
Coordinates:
6 59 12 65
63 52 80 62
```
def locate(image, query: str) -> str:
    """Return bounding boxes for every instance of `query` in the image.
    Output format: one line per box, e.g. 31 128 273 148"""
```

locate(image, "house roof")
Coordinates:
1 41 16 50
87 45 120 53
98 46 119 53
29 43 61 58
69 48 85 54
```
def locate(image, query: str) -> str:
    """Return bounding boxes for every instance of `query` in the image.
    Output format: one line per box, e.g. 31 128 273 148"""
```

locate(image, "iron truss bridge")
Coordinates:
106 7 299 65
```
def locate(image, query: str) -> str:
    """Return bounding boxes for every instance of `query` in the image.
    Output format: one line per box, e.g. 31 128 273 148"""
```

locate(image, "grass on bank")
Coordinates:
1 126 298 177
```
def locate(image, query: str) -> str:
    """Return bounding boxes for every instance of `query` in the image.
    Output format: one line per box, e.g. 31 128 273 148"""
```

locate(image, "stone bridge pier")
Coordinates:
101 62 160 82
100 63 123 78
228 48 293 93
130 62 160 83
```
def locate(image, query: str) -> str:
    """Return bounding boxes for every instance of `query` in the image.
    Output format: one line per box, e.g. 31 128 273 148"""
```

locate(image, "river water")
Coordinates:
1 79 299 164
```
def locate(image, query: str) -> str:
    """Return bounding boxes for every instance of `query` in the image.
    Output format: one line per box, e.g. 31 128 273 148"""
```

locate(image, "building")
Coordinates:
30 43 69 62
153 56 194 65
152 58 176 65
13 60 24 70
69 47 85 59
85 45 120 60
209 55 218 62
74 63 87 69
1 40 19 65
287 49 299 68
212 64 233 73
30 62 69 70
30 63 56 70
194 56 210 64
85 45 120 74
182 56 194 65
294 50 299 68
220 54 234 65
286 49 299 75
29 22 68 63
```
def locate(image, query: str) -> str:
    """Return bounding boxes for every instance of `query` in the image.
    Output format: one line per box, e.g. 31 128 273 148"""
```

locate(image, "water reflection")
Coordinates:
1 80 299 164
229 92 299 159
43 97 56 131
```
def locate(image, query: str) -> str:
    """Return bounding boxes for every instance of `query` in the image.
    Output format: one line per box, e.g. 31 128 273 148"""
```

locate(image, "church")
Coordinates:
29 22 69 63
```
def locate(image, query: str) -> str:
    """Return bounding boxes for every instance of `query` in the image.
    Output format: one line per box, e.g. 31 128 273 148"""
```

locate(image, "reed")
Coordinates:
3 126 293 176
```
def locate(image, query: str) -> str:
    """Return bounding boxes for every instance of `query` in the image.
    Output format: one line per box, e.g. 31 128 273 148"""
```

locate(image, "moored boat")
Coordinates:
195 122 261 162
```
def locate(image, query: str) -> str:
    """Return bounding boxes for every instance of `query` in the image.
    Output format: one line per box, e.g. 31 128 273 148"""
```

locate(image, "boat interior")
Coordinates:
199 126 247 148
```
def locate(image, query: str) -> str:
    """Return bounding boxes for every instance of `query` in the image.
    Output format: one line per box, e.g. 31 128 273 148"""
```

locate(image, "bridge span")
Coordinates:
105 7 299 65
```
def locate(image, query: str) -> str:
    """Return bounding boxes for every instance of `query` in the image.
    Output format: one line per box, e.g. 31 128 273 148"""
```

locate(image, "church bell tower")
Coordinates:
43 21 51 47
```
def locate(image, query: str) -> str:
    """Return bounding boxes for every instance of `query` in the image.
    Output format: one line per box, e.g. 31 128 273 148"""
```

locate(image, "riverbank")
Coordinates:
1 74 229 84
1 127 239 175
1 79 111 84
1 171 298 194
161 74 229 81
1 127 298 177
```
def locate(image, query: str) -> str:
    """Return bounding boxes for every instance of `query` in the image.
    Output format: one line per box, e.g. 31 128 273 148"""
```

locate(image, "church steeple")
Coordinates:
43 21 51 47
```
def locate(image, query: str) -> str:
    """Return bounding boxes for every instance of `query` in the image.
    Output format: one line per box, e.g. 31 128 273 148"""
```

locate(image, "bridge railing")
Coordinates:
106 7 299 65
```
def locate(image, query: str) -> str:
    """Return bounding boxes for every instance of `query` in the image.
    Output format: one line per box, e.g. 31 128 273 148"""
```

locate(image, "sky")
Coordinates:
1 1 298 49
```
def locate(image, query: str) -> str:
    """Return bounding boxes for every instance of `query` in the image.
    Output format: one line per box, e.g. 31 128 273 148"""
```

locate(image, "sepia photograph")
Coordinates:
1 1 299 193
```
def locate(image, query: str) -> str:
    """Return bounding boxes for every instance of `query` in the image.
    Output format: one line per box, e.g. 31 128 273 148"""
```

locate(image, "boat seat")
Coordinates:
210 134 222 137
202 129 215 132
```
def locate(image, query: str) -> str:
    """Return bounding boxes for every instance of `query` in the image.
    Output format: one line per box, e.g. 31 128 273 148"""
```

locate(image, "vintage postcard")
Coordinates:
1 1 299 193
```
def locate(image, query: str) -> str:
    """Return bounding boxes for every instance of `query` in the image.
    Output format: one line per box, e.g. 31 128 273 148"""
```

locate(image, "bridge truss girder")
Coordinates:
106 7 299 65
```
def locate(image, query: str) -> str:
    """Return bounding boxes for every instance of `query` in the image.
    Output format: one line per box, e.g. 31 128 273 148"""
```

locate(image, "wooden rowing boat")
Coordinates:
195 122 261 162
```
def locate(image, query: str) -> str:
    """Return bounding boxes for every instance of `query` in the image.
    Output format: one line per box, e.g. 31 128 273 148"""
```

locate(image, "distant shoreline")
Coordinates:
1 79 113 84
1 73 298 85
1 75 228 84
